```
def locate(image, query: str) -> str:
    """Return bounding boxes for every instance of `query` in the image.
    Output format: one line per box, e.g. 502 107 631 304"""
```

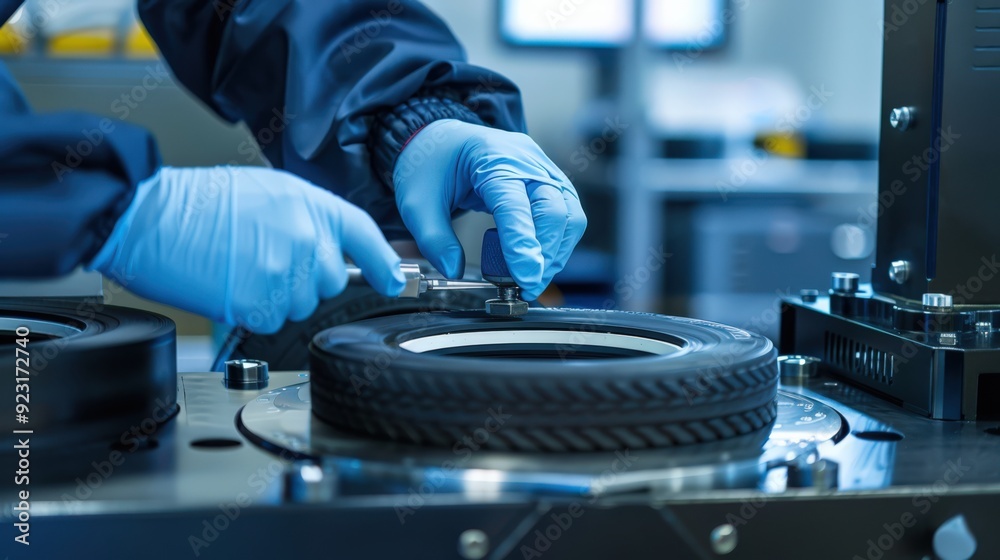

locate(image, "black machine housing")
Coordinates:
781 0 1000 421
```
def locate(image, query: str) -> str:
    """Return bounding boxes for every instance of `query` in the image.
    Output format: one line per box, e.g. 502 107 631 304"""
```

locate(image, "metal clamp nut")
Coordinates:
224 359 269 390
485 298 529 317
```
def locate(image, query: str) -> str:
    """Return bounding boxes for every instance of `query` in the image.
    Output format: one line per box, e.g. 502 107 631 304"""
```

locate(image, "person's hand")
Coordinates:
393 119 587 301
89 166 405 334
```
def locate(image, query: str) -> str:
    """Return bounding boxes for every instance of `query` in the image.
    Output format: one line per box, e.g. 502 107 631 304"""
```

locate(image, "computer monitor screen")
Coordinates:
644 0 727 49
499 0 635 48
499 0 727 50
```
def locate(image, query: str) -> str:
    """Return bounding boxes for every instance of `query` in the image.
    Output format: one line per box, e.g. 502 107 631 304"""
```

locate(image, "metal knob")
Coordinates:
482 228 528 317
224 359 269 390
889 106 915 131
889 260 910 285
830 272 860 294
799 289 820 303
923 293 954 311
778 355 821 380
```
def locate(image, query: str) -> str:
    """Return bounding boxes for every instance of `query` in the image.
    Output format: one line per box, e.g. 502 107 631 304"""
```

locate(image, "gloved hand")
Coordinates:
393 119 587 301
89 166 406 334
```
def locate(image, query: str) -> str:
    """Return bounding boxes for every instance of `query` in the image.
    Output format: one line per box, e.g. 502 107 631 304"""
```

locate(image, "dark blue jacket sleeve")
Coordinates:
137 0 526 240
0 59 160 278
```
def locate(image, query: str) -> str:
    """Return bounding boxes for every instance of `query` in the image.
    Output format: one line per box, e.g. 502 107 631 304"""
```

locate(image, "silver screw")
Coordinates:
458 529 490 560
890 106 915 131
799 289 820 303
710 524 738 555
889 260 910 285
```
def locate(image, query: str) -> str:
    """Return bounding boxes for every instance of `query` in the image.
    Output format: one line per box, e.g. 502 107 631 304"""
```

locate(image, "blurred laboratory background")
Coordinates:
0 0 883 358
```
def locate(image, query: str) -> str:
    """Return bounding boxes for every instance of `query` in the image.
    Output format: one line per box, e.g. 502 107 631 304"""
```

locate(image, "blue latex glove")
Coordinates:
89 167 406 334
393 119 587 301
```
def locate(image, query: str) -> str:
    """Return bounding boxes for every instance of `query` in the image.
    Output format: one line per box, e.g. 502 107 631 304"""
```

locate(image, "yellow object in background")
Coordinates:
754 132 807 159
0 24 26 54
125 23 158 58
47 29 116 57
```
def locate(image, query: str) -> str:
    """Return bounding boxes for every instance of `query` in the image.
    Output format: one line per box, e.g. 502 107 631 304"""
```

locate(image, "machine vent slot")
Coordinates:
823 331 897 386
975 1 1000 69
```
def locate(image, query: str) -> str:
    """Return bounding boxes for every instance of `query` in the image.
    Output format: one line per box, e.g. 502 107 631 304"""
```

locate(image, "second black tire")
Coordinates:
310 309 778 452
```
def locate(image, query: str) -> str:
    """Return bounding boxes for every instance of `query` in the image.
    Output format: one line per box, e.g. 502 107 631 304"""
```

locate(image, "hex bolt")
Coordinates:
890 106 915 131
710 524 738 555
485 285 528 317
889 260 910 285
458 529 490 560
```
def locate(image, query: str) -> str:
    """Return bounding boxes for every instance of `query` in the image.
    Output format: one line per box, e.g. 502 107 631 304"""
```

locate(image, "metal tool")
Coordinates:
345 263 494 299
345 228 529 316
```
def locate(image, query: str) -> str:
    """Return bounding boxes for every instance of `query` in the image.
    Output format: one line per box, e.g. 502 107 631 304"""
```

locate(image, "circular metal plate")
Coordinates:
238 383 843 497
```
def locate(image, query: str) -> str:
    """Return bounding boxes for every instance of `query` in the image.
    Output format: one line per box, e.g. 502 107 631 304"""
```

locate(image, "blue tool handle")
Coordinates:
481 228 514 284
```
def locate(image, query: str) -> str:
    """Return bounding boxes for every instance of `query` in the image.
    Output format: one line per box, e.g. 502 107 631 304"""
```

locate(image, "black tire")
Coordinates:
213 284 496 371
310 309 778 452
0 298 177 451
